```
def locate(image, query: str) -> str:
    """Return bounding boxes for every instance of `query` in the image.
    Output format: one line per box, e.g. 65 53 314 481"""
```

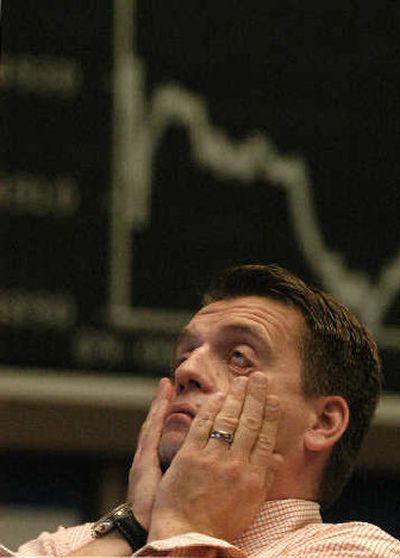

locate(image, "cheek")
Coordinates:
275 399 312 455
215 365 235 393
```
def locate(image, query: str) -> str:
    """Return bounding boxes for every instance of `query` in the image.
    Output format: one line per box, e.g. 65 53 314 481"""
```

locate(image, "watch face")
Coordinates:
93 518 114 536
93 503 131 538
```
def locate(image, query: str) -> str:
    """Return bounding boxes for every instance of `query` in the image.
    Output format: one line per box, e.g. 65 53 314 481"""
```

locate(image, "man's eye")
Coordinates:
229 349 252 369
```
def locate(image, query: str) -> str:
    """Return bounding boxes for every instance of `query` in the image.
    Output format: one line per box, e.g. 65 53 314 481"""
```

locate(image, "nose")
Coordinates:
173 346 214 395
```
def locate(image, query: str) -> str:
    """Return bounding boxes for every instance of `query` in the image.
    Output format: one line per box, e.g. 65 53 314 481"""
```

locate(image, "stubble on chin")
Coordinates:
158 430 187 473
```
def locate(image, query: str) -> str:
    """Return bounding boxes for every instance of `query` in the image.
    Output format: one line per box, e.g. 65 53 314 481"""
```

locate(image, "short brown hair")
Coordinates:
203 264 382 507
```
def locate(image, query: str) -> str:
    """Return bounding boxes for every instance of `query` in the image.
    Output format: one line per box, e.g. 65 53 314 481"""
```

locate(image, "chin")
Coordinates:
158 429 187 472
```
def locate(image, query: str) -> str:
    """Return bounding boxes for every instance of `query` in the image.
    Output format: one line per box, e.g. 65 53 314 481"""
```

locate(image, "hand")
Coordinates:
127 377 175 529
148 371 282 542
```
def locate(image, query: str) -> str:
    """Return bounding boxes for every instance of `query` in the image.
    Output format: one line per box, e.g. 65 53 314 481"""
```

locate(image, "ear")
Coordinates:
304 396 349 453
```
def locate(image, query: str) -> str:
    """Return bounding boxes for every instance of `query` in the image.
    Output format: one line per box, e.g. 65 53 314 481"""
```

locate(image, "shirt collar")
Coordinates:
232 498 322 555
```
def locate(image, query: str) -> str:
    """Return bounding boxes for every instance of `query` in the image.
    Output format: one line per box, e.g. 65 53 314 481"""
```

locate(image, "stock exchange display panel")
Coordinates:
2 1 400 388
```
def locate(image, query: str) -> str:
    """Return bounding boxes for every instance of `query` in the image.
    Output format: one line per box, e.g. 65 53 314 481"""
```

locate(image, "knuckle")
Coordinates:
216 416 239 431
241 415 261 432
195 414 214 428
257 433 274 453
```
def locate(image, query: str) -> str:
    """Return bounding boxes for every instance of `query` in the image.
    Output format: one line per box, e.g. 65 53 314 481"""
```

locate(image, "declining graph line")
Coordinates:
110 1 400 347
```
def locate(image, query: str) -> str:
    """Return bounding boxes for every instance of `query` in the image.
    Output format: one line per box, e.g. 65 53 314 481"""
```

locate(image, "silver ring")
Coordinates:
209 430 234 444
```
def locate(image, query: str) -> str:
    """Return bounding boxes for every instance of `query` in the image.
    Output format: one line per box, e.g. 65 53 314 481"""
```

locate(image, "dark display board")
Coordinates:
1 1 400 387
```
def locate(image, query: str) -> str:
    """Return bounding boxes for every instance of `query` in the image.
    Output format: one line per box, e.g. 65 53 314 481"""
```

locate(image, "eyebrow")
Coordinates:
219 322 272 354
175 320 272 356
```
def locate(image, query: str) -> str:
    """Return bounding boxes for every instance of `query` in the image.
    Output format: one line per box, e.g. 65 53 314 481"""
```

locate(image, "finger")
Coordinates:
182 391 226 450
230 372 267 456
134 378 174 460
207 376 248 450
250 395 281 468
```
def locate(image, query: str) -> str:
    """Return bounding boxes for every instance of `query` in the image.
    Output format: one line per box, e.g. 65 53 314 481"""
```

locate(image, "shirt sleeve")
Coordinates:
288 522 400 558
136 532 248 558
15 524 94 557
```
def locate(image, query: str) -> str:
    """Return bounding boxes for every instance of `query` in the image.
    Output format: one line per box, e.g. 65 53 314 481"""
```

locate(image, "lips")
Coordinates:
170 402 196 417
165 402 196 426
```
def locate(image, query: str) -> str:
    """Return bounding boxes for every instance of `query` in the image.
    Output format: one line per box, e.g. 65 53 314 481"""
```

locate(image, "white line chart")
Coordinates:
108 0 400 349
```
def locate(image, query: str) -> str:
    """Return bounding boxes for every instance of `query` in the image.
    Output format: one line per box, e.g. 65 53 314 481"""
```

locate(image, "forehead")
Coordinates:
184 296 305 346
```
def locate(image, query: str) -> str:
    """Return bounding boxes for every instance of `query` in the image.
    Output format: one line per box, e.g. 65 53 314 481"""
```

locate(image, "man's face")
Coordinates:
158 295 314 471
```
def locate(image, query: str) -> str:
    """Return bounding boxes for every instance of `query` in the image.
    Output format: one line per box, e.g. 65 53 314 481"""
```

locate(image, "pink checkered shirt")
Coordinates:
4 499 400 557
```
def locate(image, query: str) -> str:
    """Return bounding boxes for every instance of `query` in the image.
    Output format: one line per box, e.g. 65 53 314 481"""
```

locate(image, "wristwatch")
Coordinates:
92 502 148 551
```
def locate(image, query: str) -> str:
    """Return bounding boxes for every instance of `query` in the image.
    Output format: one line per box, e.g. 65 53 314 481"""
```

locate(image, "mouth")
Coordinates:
164 403 196 426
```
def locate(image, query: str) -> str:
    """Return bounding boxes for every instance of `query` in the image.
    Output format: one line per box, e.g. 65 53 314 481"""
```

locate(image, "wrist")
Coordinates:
148 514 202 543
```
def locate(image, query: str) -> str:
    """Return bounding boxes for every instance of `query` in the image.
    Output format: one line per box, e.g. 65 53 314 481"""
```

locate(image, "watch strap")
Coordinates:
114 505 148 551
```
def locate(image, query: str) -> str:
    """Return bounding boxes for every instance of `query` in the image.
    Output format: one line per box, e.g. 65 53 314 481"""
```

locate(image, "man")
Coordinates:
11 265 400 556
